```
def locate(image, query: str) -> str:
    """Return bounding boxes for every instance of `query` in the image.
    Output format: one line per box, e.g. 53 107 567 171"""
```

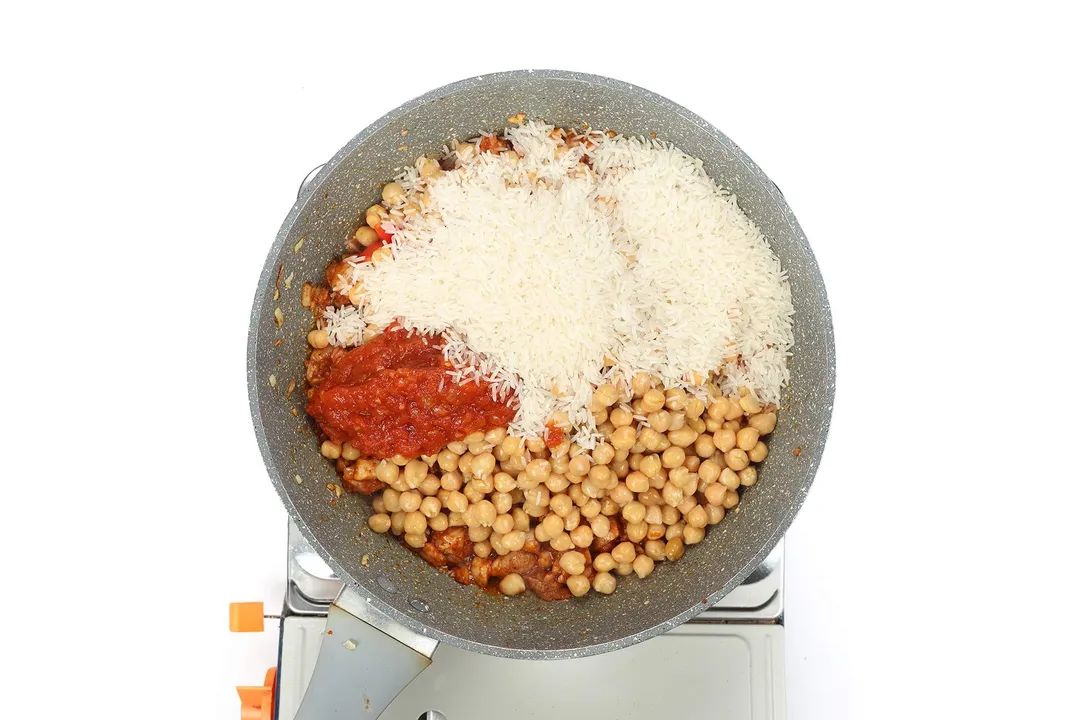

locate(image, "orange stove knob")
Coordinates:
236 667 276 720
229 602 265 633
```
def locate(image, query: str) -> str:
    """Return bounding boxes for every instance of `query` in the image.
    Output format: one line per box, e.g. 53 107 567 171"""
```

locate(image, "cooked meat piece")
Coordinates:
418 541 447 568
430 527 473 567
489 551 538 578
305 346 346 388
471 556 492 587
523 568 571 601
341 459 382 494
341 475 383 494
591 516 622 554
324 258 351 289
449 565 472 585
479 135 511 153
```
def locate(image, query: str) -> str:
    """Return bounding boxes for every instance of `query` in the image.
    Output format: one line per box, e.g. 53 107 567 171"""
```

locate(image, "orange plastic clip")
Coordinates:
229 602 265 633
237 667 276 720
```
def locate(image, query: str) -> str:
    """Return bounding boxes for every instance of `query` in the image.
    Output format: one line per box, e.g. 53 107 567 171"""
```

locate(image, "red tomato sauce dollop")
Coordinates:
307 329 515 459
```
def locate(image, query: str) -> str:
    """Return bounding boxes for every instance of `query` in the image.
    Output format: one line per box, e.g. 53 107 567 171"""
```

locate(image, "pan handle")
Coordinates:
293 585 439 719
297 163 328 200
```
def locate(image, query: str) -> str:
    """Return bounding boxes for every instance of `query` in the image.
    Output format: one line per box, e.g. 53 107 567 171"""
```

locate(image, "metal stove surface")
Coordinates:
277 521 785 719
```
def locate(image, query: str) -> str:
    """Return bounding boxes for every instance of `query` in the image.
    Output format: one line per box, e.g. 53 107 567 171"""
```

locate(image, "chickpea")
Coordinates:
686 397 706 420
739 466 758 486
473 452 496 478
539 513 563 537
610 426 636 451
490 513 512 535
748 412 778 435
625 521 646 543
499 573 526 596
592 384 619 410
568 454 590 478
622 501 647 525
664 537 685 561
611 457 630 478
525 458 552 484
686 505 708 529
568 485 587 507
632 554 655 578
707 397 731 420
382 488 401 513
724 448 750 472
404 533 426 549
320 440 342 459
502 435 524 457
365 204 388 230
683 525 705 545
549 493 573 518
669 412 686 432
723 399 744 421
611 542 636 564
609 407 633 428
705 504 725 525
639 389 665 413
662 482 684 508
534 523 551 543
526 437 547 454
559 551 587 575
445 491 468 514
600 498 619 516
623 471 647 494
610 483 634 506
569 524 593 548
677 496 698 517
627 373 650 396
463 483 485 504
307 329 330 350
645 539 667 560
390 511 405 535
591 442 615 465
589 514 610 538
661 446 686 469
402 460 425 488
594 552 616 572
458 453 474 478
748 442 769 463
399 490 422 513
375 460 399 485
736 427 760 452
592 407 609 425
592 572 617 594
448 511 466 527
372 496 386 514
550 532 575 551
722 491 740 510
656 436 672 452
689 434 713 459
664 388 687 412
705 484 727 506
713 428 737 452
420 496 441 519
740 393 762 414
647 410 672 432
639 488 663 507
503 530 527 551
638 454 662 479
698 459 721 486
403 511 427 536
368 513 391 533
668 427 697 448
723 420 742 432
720 468 741 490
525 485 550 508
615 562 634 577
430 512 450 531
567 574 591 597
705 417 723 433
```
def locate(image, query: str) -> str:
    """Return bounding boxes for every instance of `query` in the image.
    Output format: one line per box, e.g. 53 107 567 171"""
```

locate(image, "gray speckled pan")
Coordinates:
248 70 835 660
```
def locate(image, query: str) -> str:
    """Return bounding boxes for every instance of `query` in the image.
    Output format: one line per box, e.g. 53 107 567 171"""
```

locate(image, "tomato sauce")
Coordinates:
306 329 515 459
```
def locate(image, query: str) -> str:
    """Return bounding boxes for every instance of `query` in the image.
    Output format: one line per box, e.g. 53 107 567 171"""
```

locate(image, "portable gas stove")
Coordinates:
232 520 786 720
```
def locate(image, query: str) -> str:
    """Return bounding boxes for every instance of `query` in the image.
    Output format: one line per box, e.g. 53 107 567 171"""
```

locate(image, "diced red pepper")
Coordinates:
373 224 393 242
544 424 564 449
359 239 385 262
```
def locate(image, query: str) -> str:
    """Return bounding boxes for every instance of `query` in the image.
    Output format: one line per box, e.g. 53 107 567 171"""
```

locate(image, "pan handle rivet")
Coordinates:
409 599 430 613
377 576 397 593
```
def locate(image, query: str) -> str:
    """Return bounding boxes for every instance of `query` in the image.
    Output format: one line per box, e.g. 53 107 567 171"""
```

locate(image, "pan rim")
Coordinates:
247 68 835 659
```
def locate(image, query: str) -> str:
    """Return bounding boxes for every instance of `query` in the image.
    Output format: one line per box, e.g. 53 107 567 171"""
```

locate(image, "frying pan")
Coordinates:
248 69 834 716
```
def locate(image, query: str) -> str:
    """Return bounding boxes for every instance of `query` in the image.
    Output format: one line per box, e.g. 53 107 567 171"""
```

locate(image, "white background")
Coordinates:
2 2 1078 718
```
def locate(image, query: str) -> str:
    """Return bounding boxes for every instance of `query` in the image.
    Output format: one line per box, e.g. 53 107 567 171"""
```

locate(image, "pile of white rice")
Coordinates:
330 122 794 447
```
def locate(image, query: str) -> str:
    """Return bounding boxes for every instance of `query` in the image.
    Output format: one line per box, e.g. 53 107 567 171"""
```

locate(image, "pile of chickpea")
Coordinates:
328 374 777 599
